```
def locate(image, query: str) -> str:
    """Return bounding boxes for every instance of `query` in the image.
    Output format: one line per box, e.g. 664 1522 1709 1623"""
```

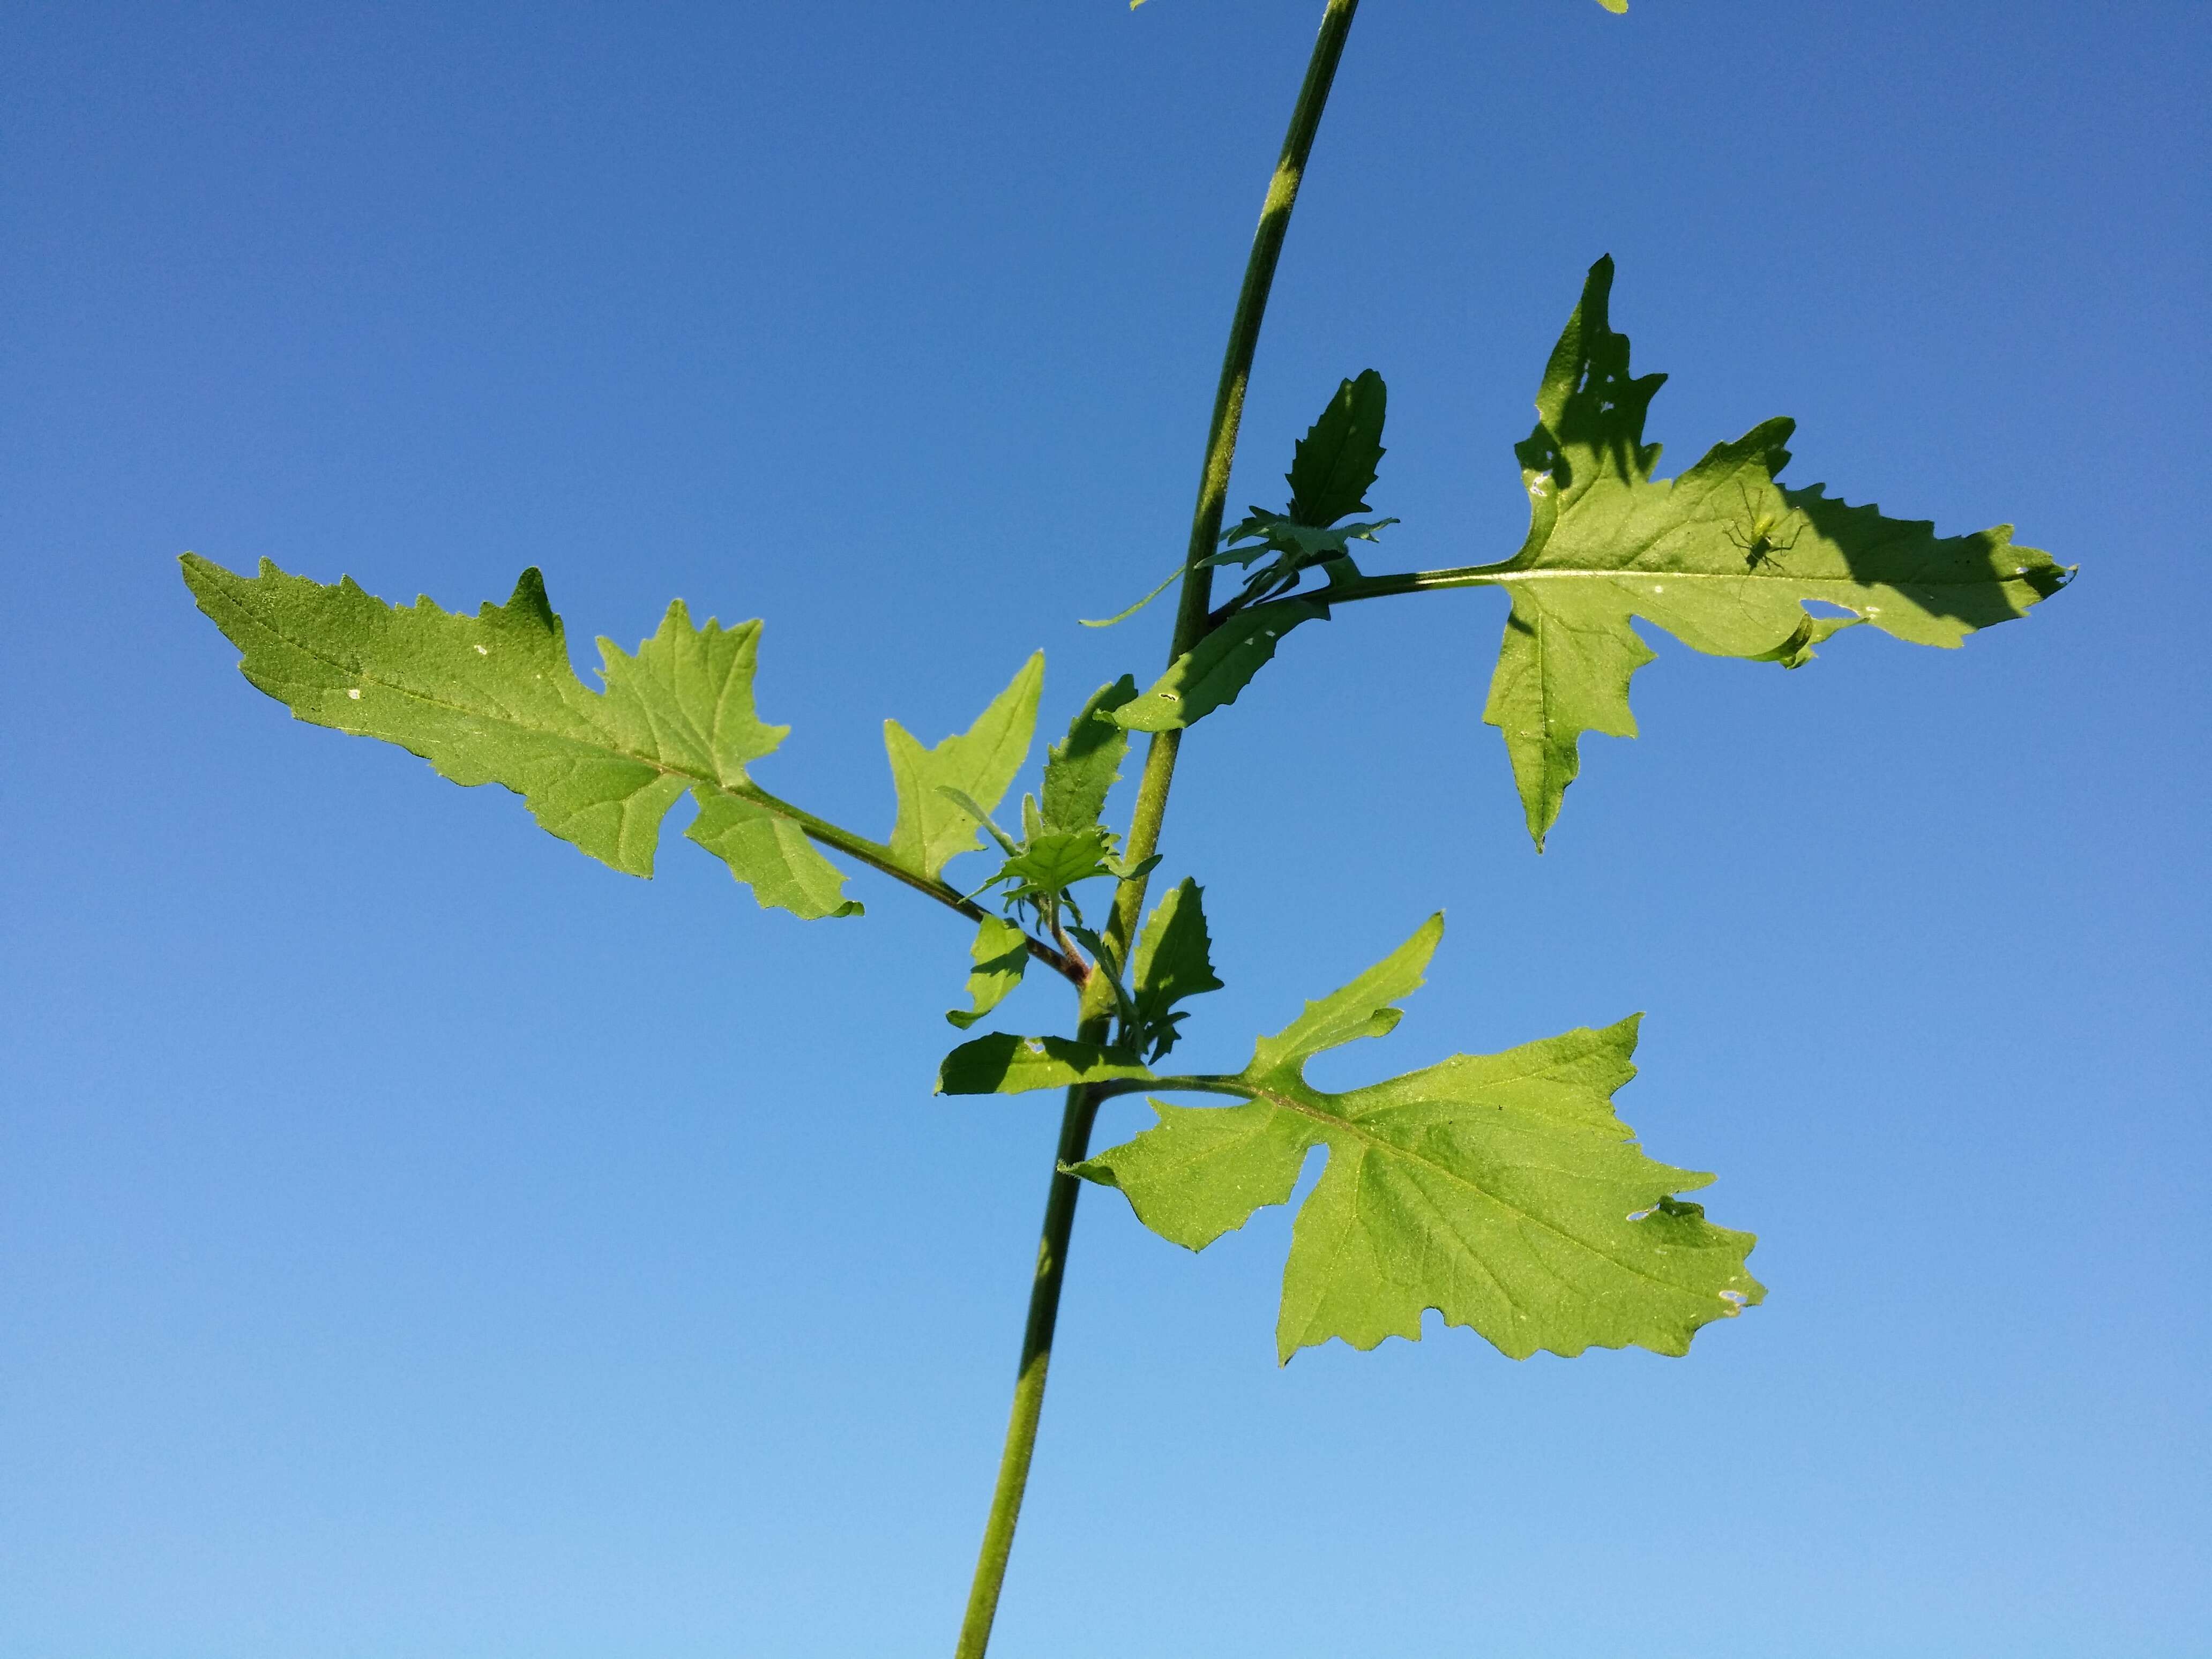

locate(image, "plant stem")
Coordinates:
731 781 1086 986
952 4 1361 1653
951 1082 1101 1659
1110 0 1364 955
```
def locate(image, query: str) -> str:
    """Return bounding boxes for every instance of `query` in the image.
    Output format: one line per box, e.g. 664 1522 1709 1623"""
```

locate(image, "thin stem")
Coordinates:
1109 0 1364 959
951 1080 1100 1659
730 781 1086 987
1323 562 1511 603
952 4 1362 1654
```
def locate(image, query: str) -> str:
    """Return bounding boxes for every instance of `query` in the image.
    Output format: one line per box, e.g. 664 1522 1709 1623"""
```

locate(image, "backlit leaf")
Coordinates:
937 1032 1155 1096
1042 677 1138 832
1113 599 1326 733
1478 258 2068 847
182 556 858 916
1288 369 1388 527
686 792 863 919
885 653 1044 879
1074 916 1763 1362
947 914 1030 1029
1129 879 1224 1061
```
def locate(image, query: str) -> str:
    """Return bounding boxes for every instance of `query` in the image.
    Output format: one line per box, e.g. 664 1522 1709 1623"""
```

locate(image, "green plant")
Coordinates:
180 1 2068 1650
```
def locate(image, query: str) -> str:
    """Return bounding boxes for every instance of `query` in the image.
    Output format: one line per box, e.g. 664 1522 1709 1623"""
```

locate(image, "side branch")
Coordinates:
731 782 1087 986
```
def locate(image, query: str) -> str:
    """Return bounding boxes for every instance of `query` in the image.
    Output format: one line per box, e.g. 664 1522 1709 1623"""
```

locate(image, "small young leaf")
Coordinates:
1114 599 1327 733
937 1033 1155 1095
1213 514 1397 571
1130 879 1223 1060
1288 369 1387 527
1042 676 1138 832
183 556 805 883
1074 916 1763 1363
1080 565 1184 629
988 828 1120 901
1481 258 2069 848
947 914 1030 1029
686 791 862 919
885 652 1044 879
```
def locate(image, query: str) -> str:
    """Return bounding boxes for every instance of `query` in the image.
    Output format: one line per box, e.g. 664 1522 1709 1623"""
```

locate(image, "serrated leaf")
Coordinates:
937 1032 1155 1096
1480 258 2069 848
1215 513 1398 570
686 791 862 919
885 652 1044 879
1114 599 1326 733
1074 916 1762 1363
1130 879 1223 1061
947 914 1030 1029
181 557 861 909
1042 677 1138 832
1288 369 1387 527
986 828 1120 900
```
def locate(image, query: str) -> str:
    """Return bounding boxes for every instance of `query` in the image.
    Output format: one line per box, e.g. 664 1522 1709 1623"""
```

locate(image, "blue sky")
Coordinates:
4 1 2207 1654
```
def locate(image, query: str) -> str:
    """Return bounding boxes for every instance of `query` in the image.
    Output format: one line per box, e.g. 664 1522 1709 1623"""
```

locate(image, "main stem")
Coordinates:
952 4 1362 1654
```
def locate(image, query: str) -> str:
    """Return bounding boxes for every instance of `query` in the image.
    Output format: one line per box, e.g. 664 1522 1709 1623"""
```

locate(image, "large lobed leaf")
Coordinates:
184 556 1050 915
1482 257 2070 847
944 916 1761 1363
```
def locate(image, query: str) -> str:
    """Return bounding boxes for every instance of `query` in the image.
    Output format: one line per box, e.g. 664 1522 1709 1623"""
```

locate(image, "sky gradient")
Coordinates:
5 2 2208 1654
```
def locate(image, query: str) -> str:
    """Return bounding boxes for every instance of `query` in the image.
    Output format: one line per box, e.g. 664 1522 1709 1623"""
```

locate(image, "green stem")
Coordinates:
951 1078 1101 1659
1323 562 1512 603
731 781 1086 987
1110 0 1365 955
952 4 1362 1654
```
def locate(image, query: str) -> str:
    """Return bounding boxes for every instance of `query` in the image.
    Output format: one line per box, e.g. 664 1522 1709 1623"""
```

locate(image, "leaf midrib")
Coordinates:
1237 1067 1713 1299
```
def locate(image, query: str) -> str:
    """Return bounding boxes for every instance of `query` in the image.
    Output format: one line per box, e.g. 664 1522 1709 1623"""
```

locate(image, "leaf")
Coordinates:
885 652 1044 879
1480 257 2069 848
984 828 1121 902
937 1032 1155 1096
1288 369 1388 527
1042 677 1138 832
1113 599 1327 733
182 557 857 915
1073 916 1763 1363
947 914 1030 1029
1129 879 1223 1060
686 791 863 919
1214 514 1398 570
1080 565 1184 629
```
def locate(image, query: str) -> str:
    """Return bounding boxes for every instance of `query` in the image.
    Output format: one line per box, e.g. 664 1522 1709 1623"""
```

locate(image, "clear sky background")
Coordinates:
4 2 2207 1655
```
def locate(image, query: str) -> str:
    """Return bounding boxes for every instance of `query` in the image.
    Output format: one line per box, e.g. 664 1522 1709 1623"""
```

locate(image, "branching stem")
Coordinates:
731 781 1086 986
953 3 1362 1653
